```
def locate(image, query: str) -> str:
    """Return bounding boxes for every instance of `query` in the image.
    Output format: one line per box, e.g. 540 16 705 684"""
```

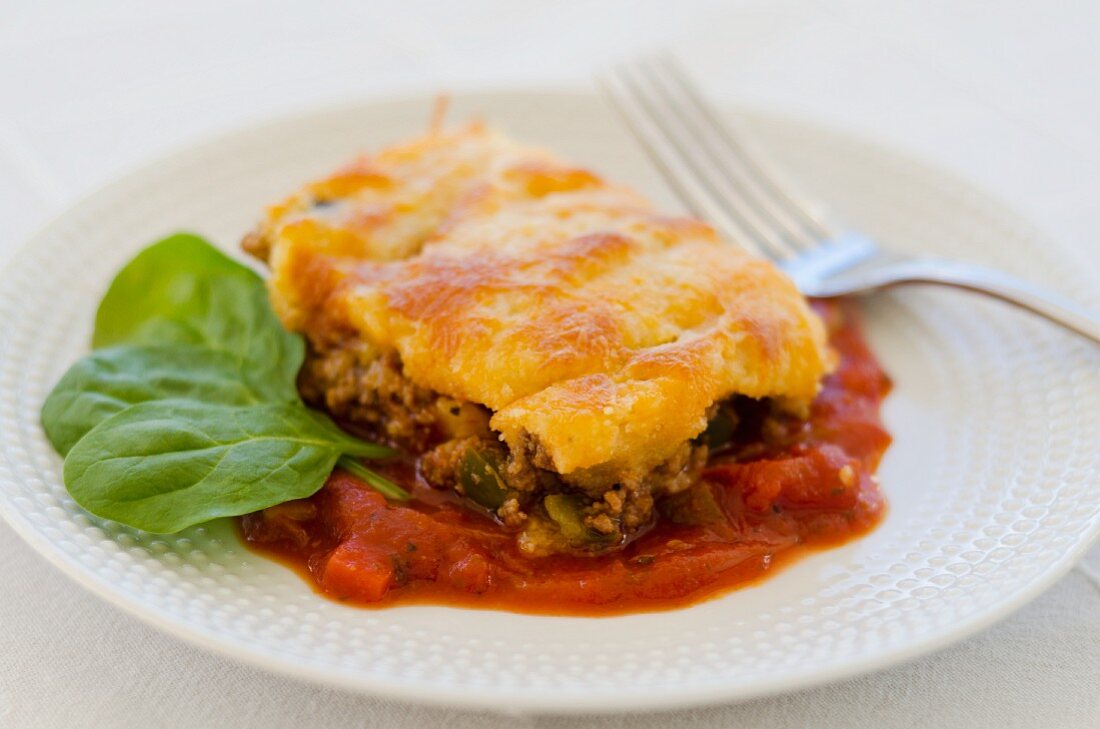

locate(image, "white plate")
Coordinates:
0 92 1097 714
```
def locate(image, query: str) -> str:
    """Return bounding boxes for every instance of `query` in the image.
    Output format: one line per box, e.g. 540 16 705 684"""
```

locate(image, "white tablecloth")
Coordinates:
1 1 1098 726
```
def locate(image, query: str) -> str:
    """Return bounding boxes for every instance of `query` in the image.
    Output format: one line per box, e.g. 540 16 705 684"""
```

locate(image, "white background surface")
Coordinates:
0 1 1098 727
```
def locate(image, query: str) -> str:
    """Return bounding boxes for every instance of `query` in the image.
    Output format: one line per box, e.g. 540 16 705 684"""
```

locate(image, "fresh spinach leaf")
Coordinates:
40 345 289 455
64 399 387 534
92 232 303 386
42 233 407 534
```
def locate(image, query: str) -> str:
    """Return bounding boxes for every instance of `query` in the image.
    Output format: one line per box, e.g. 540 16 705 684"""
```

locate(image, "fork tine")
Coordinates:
613 60 801 260
603 65 795 260
599 68 766 257
650 54 834 245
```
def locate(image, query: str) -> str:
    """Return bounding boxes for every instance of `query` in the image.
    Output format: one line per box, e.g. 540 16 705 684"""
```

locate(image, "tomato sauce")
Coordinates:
239 300 890 615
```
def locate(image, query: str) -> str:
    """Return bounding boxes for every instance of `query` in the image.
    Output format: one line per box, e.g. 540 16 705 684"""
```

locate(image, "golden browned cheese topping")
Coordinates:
253 123 832 477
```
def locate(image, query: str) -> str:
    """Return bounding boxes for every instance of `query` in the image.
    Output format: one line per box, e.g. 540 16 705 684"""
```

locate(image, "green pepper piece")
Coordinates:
458 448 508 509
543 493 592 543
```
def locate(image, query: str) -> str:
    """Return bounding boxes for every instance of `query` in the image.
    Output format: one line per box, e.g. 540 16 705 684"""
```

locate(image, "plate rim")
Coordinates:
0 88 1098 714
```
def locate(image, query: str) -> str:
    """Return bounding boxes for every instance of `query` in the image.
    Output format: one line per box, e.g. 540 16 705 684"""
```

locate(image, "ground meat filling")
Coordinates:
298 337 491 452
299 339 758 554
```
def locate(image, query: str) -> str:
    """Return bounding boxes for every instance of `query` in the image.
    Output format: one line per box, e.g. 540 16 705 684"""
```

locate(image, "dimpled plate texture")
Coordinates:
0 93 1098 713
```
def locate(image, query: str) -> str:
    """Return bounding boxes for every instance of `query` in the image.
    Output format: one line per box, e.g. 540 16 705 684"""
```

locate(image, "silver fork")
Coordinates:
599 55 1100 344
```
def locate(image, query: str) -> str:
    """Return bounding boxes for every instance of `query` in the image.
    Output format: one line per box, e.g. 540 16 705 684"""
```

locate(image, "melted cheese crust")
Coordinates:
253 123 831 476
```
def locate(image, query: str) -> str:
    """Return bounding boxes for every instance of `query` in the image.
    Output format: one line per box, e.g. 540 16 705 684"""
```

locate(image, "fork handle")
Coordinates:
813 257 1100 344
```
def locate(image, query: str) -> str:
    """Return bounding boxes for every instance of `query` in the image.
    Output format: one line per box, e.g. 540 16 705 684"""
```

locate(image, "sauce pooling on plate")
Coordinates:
239 300 890 615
